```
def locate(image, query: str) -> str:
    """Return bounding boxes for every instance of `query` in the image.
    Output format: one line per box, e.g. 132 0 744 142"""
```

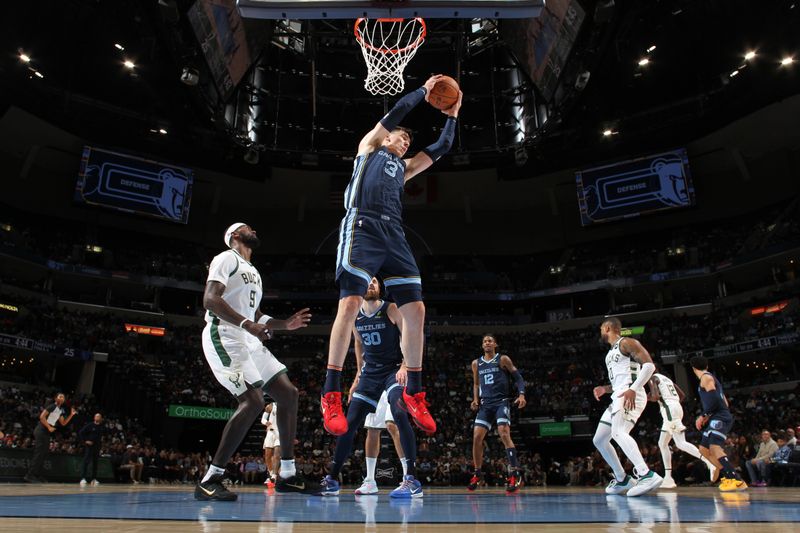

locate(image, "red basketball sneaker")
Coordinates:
321 391 347 435
401 390 436 434
505 473 522 494
467 473 481 492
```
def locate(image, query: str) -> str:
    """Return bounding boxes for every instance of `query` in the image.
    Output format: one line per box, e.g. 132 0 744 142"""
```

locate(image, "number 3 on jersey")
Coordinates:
361 332 382 346
384 161 398 177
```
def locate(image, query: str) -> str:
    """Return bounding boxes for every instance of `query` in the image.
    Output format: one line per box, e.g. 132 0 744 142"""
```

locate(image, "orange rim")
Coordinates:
354 17 426 55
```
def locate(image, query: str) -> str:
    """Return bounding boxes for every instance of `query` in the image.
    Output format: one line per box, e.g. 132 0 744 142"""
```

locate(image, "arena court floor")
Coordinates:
0 484 798 532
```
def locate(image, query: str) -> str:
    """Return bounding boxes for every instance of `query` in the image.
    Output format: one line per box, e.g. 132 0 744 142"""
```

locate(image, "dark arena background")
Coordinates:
1 0 799 531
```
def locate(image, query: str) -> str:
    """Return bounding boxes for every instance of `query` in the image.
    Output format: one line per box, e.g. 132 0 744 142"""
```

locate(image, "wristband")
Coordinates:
239 318 250 328
258 315 272 325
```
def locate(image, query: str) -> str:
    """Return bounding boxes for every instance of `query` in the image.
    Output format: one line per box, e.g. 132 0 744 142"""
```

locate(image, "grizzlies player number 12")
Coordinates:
484 374 494 385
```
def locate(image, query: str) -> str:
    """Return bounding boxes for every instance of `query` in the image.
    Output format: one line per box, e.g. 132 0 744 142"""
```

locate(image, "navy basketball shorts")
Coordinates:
335 210 421 299
700 416 733 448
474 401 511 431
351 363 402 412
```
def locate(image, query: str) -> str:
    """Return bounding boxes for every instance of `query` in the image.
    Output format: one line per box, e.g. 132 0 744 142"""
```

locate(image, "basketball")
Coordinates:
428 75 460 110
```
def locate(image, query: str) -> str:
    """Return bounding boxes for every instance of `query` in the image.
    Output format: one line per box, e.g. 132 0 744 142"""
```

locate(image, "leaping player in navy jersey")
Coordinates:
320 75 463 437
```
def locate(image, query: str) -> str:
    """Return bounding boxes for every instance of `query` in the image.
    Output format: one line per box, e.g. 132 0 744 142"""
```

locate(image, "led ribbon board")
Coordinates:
76 146 194 224
576 148 695 226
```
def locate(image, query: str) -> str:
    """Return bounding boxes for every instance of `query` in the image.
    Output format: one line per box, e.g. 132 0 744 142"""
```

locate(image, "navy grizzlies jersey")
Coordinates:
477 354 510 405
345 147 406 220
355 301 402 367
698 372 732 420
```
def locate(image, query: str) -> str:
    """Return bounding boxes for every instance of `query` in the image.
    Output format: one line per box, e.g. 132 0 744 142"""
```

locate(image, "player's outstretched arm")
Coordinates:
357 75 442 156
404 90 463 181
265 308 312 331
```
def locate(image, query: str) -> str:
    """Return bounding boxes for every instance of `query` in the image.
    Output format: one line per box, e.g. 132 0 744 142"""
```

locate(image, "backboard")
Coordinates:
236 1 544 20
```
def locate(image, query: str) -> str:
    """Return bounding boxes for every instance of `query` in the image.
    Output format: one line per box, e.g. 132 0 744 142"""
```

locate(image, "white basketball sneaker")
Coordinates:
79 479 88 486
605 475 636 495
627 471 663 497
355 479 379 495
660 475 677 489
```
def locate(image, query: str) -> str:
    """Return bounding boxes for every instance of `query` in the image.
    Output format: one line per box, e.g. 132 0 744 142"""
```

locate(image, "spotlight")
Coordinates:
780 56 795 66
33 71 44 79
646 45 656 53
729 70 739 78
602 129 615 137
180 66 200 86
114 43 125 51
744 50 756 60
638 58 650 66
19 52 31 63
158 128 168 135
123 59 136 69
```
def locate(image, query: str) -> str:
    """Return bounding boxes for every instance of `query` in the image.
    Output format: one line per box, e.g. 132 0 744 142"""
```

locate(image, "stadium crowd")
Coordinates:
2 199 799 298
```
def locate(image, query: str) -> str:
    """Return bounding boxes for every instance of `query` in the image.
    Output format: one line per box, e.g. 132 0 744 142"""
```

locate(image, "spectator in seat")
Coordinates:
119 445 143 484
766 431 793 486
745 430 778 486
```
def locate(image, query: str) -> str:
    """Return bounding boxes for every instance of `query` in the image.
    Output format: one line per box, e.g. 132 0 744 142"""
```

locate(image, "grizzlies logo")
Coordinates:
651 157 689 206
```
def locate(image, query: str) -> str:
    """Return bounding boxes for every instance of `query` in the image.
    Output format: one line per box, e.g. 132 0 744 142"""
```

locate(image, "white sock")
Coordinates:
400 457 408 477
366 457 377 481
279 459 296 479
201 464 225 484
593 422 626 481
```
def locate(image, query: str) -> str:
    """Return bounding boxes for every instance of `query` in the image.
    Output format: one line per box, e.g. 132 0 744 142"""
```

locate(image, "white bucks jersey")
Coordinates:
204 249 263 323
655 373 680 403
605 339 641 393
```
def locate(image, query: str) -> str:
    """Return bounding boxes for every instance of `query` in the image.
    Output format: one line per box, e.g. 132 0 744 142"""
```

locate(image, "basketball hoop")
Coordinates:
354 17 426 96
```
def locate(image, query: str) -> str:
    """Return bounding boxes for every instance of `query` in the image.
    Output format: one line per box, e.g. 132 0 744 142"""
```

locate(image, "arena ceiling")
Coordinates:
0 0 797 179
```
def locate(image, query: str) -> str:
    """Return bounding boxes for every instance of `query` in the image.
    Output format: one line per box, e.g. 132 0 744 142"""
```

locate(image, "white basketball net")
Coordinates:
354 18 426 96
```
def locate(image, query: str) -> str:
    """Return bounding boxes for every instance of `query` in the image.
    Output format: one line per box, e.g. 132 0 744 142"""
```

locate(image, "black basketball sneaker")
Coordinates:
195 474 237 501
275 472 317 494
